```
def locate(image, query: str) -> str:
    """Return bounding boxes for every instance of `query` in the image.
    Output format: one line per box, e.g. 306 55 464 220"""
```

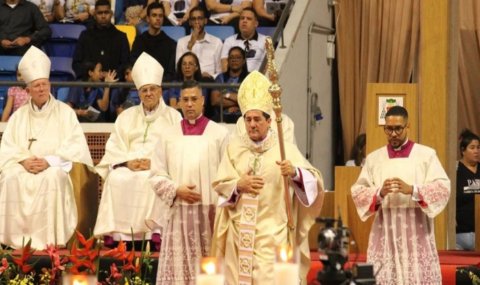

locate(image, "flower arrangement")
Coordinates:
0 231 155 285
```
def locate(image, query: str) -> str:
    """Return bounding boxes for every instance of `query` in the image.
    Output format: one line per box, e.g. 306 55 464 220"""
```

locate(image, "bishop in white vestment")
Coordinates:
351 106 450 285
0 46 93 249
212 71 324 285
94 53 182 245
146 80 230 285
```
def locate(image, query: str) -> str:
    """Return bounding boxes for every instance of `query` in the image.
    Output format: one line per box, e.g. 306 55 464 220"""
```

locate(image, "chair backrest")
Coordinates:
141 26 186 42
43 24 87 57
257 27 276 38
115 25 136 50
114 0 124 24
204 26 235 42
56 87 70 102
50 57 76 82
0 56 22 74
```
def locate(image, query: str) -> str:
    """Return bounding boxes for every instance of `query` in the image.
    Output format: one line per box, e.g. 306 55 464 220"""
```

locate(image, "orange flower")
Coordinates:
10 238 38 274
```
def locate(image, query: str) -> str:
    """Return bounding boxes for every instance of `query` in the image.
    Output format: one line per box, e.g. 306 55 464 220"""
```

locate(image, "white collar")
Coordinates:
32 99 49 112
253 129 271 145
143 104 159 117
188 114 203 124
393 137 409 151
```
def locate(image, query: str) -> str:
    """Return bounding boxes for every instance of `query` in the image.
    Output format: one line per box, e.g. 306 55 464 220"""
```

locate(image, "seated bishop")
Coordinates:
0 46 94 250
93 52 182 248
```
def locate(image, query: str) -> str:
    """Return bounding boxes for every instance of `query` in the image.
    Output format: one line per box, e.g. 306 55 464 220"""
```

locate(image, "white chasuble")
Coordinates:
94 101 182 240
212 132 324 285
147 121 230 285
351 144 450 285
0 95 93 249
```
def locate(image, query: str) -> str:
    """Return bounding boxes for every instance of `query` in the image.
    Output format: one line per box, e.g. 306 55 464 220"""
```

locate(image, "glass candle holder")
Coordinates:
62 274 97 285
274 245 299 285
196 257 225 285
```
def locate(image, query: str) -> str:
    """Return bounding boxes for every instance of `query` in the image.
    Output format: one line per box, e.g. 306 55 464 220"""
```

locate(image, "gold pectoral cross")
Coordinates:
28 138 37 150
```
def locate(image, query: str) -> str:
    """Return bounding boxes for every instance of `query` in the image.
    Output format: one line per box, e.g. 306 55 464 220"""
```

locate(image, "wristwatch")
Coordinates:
225 93 231 99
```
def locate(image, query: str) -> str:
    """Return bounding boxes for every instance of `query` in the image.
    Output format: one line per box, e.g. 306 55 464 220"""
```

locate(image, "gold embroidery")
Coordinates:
240 232 255 249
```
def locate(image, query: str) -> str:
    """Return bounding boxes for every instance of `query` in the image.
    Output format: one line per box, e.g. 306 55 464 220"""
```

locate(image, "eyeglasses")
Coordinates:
189 16 205 22
384 123 407 135
31 82 50 91
228 55 243 60
139 86 159 94
182 62 197 67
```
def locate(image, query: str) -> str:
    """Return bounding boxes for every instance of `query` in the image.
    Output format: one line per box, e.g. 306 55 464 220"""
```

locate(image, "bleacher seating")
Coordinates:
115 25 136 50
140 26 186 42
204 26 235 42
50 57 76 83
257 26 276 38
43 24 86 57
56 87 70 102
0 56 22 115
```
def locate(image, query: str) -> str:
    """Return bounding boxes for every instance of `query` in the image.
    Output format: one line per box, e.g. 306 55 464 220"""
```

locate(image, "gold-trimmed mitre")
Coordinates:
237 71 273 115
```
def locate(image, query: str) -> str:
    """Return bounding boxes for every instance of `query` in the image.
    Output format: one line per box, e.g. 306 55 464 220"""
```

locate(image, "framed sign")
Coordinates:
378 96 404 125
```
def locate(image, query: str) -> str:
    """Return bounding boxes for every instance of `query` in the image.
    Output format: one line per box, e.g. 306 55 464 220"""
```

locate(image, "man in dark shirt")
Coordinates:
72 0 130 80
0 0 52 55
130 2 176 82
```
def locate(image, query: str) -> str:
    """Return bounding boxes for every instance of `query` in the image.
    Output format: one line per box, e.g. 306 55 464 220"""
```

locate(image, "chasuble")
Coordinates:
351 142 450 285
0 95 93 249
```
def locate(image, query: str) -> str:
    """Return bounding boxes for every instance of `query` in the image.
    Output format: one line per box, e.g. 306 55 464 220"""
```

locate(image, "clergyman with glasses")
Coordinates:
351 105 450 284
93 52 181 250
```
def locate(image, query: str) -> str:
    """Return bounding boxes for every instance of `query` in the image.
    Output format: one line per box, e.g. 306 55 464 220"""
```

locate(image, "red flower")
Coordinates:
10 238 38 274
0 258 8 274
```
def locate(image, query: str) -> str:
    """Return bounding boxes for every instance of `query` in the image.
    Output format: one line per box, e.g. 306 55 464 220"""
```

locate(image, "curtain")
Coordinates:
335 0 420 161
458 0 480 141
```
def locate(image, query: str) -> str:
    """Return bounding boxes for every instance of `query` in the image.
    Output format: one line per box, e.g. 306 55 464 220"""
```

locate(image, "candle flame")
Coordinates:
203 261 216 275
73 281 87 285
280 248 288 262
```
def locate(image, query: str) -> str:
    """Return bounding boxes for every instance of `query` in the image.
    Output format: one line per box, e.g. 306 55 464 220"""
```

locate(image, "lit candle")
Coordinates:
274 246 299 285
197 257 225 285
62 275 97 285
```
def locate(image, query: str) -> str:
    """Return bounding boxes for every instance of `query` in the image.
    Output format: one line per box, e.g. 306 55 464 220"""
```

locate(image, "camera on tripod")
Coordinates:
315 210 375 285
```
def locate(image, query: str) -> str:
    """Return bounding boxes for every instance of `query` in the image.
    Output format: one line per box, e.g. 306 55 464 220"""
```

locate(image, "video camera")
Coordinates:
315 209 376 285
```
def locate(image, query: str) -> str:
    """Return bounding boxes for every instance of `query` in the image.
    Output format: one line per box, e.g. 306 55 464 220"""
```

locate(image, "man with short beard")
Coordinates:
72 0 130 79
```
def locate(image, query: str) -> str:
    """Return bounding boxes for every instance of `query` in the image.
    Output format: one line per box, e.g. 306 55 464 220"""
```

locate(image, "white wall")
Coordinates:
276 0 335 189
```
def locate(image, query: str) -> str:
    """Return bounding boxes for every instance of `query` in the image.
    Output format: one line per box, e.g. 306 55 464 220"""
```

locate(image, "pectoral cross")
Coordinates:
28 138 37 150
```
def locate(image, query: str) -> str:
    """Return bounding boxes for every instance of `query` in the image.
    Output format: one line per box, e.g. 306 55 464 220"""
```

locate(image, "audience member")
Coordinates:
58 0 95 25
221 8 266 72
130 2 176 82
162 0 199 31
0 0 52 55
111 62 140 116
27 0 64 23
147 80 230 284
211 46 247 123
94 52 181 251
346 133 366 166
456 129 480 251
164 51 208 110
176 6 223 79
0 46 93 250
205 0 251 32
72 0 130 80
1 66 29 122
66 61 118 122
253 0 286 26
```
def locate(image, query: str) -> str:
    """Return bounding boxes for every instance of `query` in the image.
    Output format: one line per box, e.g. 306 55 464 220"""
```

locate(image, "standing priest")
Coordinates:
0 46 93 249
211 71 324 285
94 52 182 248
147 80 230 284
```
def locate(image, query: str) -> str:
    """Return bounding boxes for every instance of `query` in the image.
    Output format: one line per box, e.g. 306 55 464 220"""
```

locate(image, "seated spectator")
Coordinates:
211 46 248 123
253 0 286 26
1 66 29 122
66 61 118 122
221 8 266 72
28 0 65 23
130 2 176 82
56 0 95 25
0 0 52 55
346 133 366 166
176 6 223 80
164 51 207 111
111 62 140 116
205 0 251 32
72 0 130 79
162 0 199 32
119 0 151 35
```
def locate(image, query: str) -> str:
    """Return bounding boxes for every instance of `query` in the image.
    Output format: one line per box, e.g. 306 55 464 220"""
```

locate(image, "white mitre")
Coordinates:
18 46 51 84
132 52 164 89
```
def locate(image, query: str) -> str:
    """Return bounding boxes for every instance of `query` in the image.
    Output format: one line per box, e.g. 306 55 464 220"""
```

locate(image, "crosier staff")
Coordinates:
265 37 295 247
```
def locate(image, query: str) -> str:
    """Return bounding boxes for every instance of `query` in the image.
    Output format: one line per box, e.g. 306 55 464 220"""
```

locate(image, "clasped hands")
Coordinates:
380 177 413 198
20 157 50 174
125 158 151 171
237 160 296 195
